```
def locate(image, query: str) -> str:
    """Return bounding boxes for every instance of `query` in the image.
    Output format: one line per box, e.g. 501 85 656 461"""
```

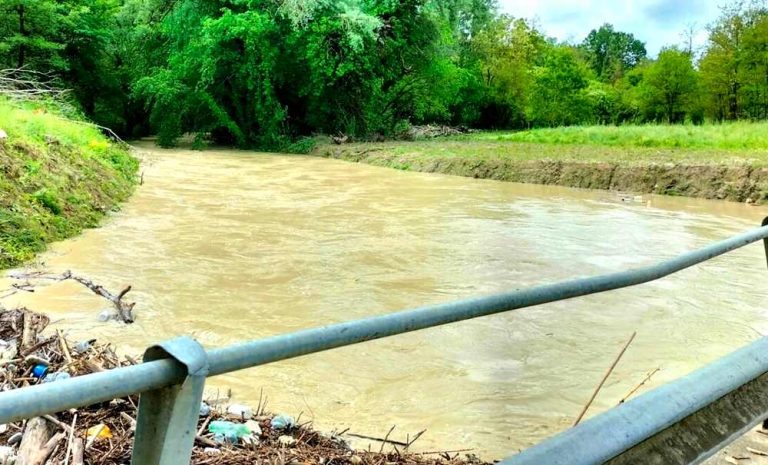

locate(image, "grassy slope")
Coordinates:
460 122 768 151
0 100 138 268
313 122 768 202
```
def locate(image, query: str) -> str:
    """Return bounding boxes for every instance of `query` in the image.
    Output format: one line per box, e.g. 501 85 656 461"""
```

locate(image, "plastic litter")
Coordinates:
0 445 15 463
199 401 211 417
31 364 48 379
0 340 17 364
245 419 262 436
271 414 295 430
227 404 253 420
208 421 251 444
74 339 96 353
278 435 296 447
86 424 113 441
241 434 258 446
43 372 71 383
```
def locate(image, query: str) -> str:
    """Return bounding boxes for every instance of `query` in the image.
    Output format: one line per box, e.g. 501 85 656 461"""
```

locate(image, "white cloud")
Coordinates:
497 0 722 56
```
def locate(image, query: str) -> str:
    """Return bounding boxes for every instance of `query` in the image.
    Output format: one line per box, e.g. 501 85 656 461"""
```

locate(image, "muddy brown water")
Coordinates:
5 143 768 459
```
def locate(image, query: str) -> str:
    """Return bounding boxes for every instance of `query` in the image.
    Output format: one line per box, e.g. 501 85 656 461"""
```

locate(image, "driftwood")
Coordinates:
0 309 488 465
17 417 60 465
71 439 84 465
7 271 135 323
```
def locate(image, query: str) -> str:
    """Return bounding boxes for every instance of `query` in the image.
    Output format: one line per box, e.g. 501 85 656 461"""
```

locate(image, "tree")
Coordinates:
469 15 545 127
526 45 592 127
639 47 700 123
581 23 647 83
0 0 66 70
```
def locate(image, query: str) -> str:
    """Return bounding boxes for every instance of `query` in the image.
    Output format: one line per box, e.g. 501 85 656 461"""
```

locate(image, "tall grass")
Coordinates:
465 122 768 150
0 99 138 268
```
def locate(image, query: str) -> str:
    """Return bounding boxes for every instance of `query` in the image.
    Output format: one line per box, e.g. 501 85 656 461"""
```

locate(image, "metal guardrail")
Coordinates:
2 220 768 464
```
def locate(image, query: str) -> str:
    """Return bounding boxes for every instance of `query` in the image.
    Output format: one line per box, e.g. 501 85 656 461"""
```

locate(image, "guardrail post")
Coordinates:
762 217 768 270
131 337 208 465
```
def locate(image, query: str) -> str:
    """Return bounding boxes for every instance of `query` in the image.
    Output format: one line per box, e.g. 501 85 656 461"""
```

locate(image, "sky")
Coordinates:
497 0 724 56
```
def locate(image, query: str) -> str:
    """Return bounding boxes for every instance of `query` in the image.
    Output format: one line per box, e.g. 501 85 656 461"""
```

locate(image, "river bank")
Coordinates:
0 307 488 465
0 101 138 269
313 140 768 204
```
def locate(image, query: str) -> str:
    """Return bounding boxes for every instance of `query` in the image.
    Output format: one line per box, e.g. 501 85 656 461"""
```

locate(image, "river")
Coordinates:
5 144 768 459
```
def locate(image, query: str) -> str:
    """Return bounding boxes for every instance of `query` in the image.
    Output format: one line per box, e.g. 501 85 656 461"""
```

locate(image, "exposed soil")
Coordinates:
316 144 768 204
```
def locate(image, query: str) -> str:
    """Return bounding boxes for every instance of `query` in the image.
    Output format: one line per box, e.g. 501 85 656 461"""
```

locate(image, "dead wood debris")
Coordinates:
0 308 489 465
6 271 135 323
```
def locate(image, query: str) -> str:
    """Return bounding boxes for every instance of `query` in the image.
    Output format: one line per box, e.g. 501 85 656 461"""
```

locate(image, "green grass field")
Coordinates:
461 122 768 151
0 99 138 268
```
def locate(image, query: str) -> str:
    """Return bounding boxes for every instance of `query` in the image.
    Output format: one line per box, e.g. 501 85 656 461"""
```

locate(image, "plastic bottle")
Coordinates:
208 421 250 443
271 414 295 430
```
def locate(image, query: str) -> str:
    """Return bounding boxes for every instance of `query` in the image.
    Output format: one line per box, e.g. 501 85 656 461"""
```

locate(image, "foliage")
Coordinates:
581 23 647 83
0 99 138 268
700 1 768 121
526 45 592 127
637 48 700 123
0 0 767 145
464 121 768 150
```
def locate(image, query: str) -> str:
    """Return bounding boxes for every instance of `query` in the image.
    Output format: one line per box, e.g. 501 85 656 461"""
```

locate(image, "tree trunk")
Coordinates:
17 5 26 68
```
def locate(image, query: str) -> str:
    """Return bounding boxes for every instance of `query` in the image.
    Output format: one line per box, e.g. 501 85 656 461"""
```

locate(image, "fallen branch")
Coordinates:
346 431 409 448
573 331 637 426
10 271 135 323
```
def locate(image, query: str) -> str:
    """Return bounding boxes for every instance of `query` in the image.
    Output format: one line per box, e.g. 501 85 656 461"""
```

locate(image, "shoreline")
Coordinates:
0 308 489 464
314 142 768 204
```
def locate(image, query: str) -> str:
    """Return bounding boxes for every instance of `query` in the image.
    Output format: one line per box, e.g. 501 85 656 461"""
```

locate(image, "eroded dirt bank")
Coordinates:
316 144 768 203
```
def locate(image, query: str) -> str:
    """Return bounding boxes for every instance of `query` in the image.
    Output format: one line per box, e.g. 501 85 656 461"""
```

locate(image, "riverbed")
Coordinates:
6 143 768 459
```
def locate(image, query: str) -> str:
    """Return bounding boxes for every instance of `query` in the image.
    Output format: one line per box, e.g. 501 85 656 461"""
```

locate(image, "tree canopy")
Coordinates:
1 0 766 148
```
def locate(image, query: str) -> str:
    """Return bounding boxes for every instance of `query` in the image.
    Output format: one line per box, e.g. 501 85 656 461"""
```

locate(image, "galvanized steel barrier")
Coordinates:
3 218 768 464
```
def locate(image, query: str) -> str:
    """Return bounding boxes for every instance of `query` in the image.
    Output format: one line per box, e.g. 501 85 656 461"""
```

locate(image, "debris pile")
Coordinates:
400 125 471 140
0 308 489 465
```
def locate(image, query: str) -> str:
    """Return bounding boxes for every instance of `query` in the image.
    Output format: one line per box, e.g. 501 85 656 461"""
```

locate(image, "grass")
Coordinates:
324 140 768 166
0 99 138 268
315 121 768 166
461 121 768 151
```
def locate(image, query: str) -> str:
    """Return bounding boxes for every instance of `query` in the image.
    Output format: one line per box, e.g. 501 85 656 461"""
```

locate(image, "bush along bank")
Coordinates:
316 143 768 204
0 101 138 268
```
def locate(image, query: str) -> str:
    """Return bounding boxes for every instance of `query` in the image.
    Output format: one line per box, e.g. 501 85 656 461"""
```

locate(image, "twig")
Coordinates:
43 415 72 434
573 331 637 426
20 336 56 356
63 414 77 465
57 330 73 365
119 412 136 430
405 429 426 450
619 367 660 404
747 447 768 456
346 430 408 448
380 425 396 453
412 448 474 455
196 415 211 437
